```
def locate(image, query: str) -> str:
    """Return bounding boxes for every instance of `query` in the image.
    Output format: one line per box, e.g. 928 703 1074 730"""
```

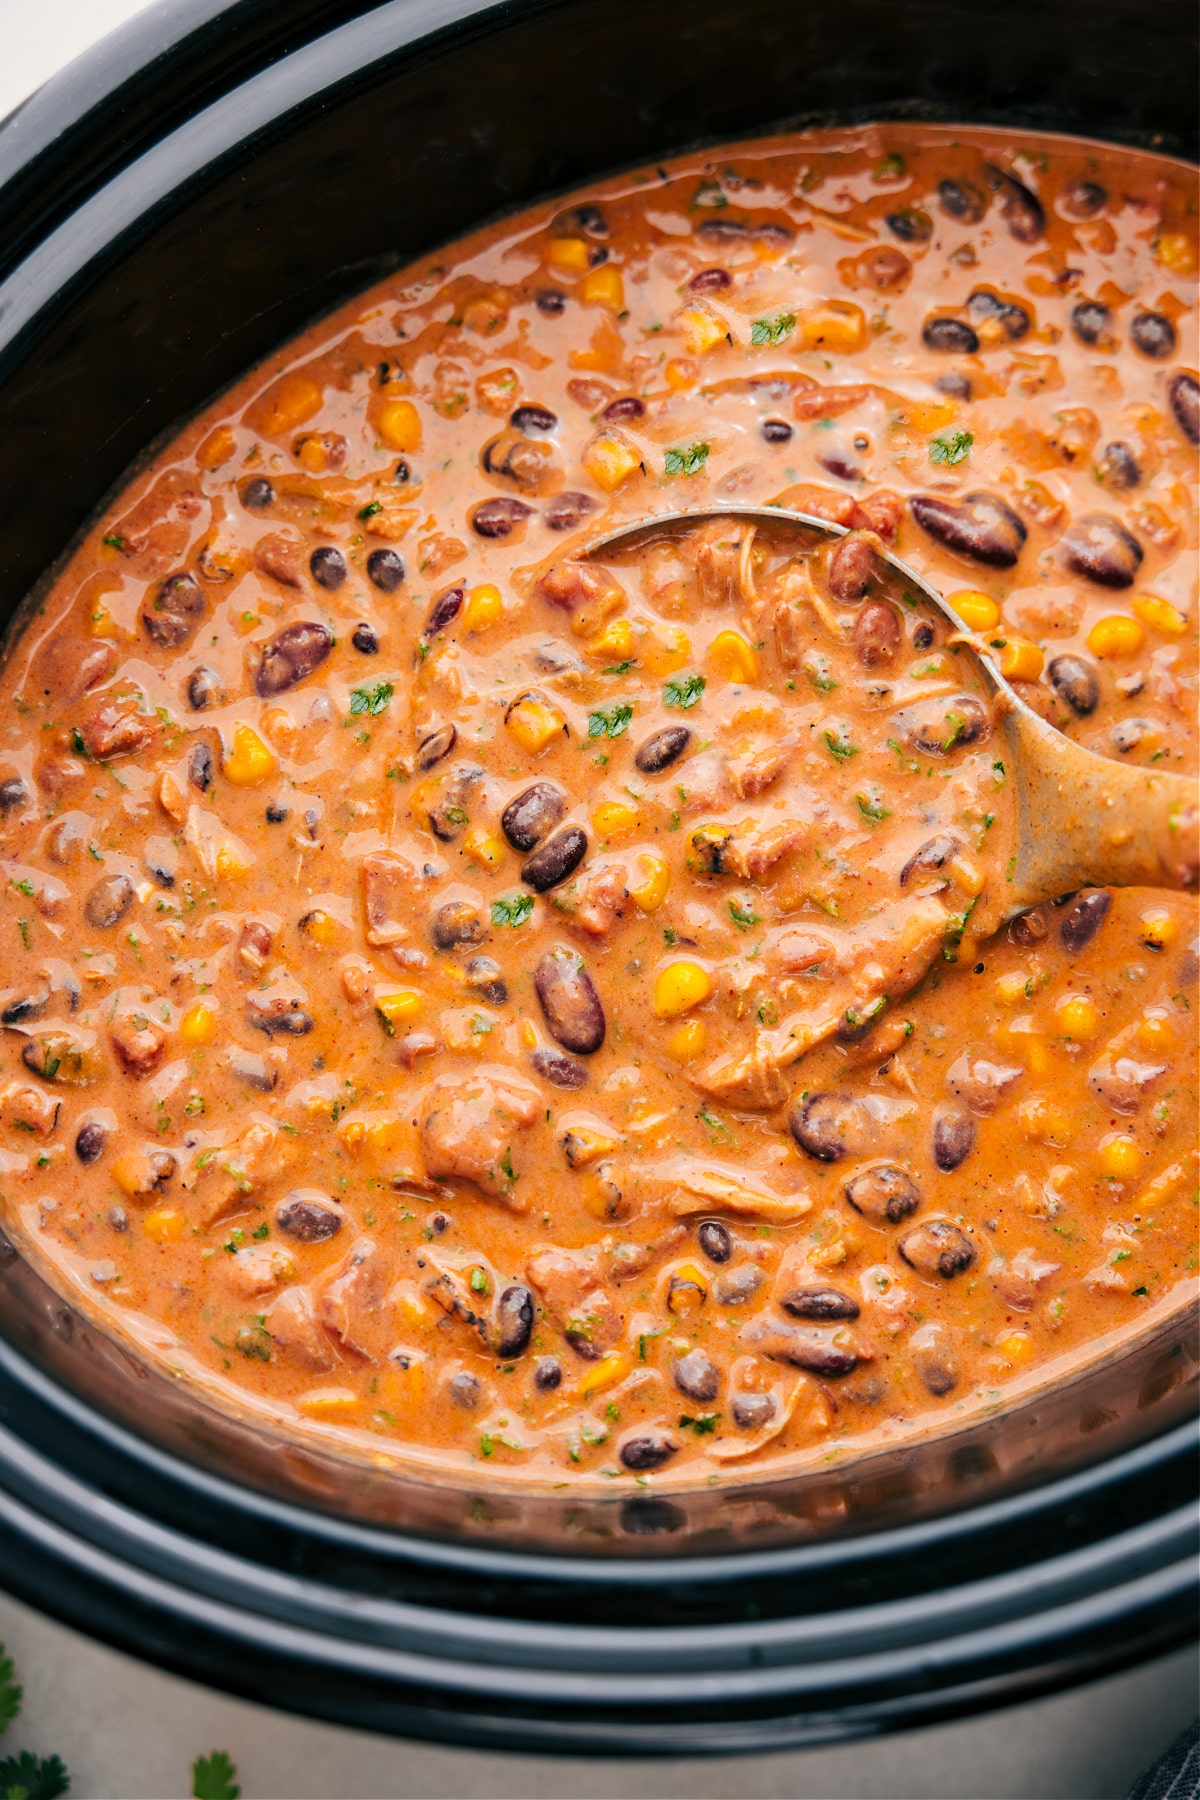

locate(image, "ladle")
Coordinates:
586 505 1199 930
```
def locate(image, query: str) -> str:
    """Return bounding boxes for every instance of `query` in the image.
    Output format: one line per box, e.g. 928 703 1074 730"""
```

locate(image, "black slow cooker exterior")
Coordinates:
0 0 1195 1754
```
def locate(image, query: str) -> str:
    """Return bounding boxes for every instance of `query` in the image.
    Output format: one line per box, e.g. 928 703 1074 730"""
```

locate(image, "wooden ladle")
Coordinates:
585 505 1199 928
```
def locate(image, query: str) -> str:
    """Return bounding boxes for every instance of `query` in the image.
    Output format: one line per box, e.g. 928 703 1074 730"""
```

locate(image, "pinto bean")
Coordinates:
620 1431 677 1472
911 1322 959 1395
1059 514 1143 588
1168 373 1200 446
899 833 959 885
853 602 899 668
932 1106 976 1172
733 1392 776 1430
673 1348 721 1402
781 1285 860 1320
790 1092 862 1163
844 1163 921 1223
905 695 990 754
530 1046 588 1089
827 532 876 601
186 665 224 711
1047 654 1100 716
543 492 595 531
1070 300 1113 347
142 571 204 648
470 497 533 539
502 781 567 851
1130 311 1177 359
922 317 979 354
534 947 605 1055
254 621 333 696
83 873 133 929
431 900 486 949
275 1190 345 1242
1097 443 1140 491
426 585 464 634
697 1220 732 1264
898 1218 975 1277
909 491 1026 567
938 178 986 222
635 727 691 774
521 826 588 893
1059 889 1111 954
496 1283 535 1356
366 548 405 593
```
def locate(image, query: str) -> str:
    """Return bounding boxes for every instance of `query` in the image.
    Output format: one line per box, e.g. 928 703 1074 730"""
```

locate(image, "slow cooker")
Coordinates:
0 0 1194 1754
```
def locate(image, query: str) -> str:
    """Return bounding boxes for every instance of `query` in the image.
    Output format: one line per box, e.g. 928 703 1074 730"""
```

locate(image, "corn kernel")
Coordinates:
143 1207 186 1243
375 990 423 1034
994 971 1030 1007
179 1000 218 1047
664 358 698 390
393 1282 431 1329
254 371 323 436
505 694 565 754
156 771 186 824
949 855 985 896
666 1018 707 1060
997 638 1045 681
630 853 670 912
340 1120 366 1151
214 843 250 881
1131 593 1188 637
464 825 506 867
666 1264 708 1315
581 267 624 310
377 398 422 453
547 236 590 275
197 424 236 470
300 908 337 947
586 617 634 661
1136 1012 1173 1053
1087 614 1145 659
654 960 713 1018
949 590 1001 632
1139 908 1177 951
581 433 643 492
1026 1038 1051 1076
707 629 760 685
295 434 328 473
365 1118 407 1154
576 1351 631 1397
298 1387 361 1420
1015 1095 1075 1146
798 300 866 353
675 306 729 355
592 800 639 838
463 583 503 632
1100 1133 1142 1180
1056 994 1099 1040
519 1020 537 1051
1154 232 1196 274
223 724 277 787
996 1330 1035 1363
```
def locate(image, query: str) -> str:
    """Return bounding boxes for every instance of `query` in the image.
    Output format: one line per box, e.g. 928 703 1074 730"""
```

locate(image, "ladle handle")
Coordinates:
1005 705 1200 915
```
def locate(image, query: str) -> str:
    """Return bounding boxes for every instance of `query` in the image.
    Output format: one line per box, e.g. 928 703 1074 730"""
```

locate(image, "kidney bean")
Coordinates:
1059 513 1143 588
909 491 1026 567
827 532 876 601
142 571 204 649
853 602 899 668
0 778 28 813
922 317 980 354
240 477 274 508
673 1349 721 1403
416 723 456 770
309 546 346 590
938 178 986 222
761 418 793 444
898 1218 975 1277
75 1119 108 1164
906 695 989 754
899 833 959 886
1069 300 1112 347
188 742 214 791
601 396 646 424
790 1092 863 1162
534 947 605 1055
530 1045 587 1089
781 1285 860 1321
911 1322 959 1395
431 900 486 949
466 956 508 1005
1097 442 1140 491
496 1283 534 1356
521 826 588 893
887 209 932 243
254 621 333 696
986 165 1044 241
543 492 596 531
770 1327 859 1377
818 450 862 482
535 288 566 316
1059 889 1110 954
366 548 405 593
1130 311 1177 359
186 665 224 711
635 726 691 774
932 1106 976 1172
535 1356 562 1390
511 404 558 433
688 268 732 295
845 1162 922 1223
275 1190 344 1242
733 1392 776 1430
966 288 1030 340
698 1220 732 1264
470 497 533 539
1168 373 1199 446
1061 179 1107 218
1047 653 1100 716
619 1431 677 1471
83 873 133 929
426 585 464 634
1008 906 1048 946
502 781 567 851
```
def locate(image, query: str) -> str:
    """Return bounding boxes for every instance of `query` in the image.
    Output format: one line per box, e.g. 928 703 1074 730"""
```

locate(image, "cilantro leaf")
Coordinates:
824 728 858 762
929 429 973 466
491 894 534 928
875 152 905 178
0 1752 69 1800
728 898 761 931
662 673 706 710
192 1750 240 1800
0 1650 21 1735
856 791 891 822
663 442 709 477
348 681 393 717
749 312 796 347
678 1412 720 1435
587 704 633 739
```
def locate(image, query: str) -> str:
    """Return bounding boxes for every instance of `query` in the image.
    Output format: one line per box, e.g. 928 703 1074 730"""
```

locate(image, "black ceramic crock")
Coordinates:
0 0 1195 1755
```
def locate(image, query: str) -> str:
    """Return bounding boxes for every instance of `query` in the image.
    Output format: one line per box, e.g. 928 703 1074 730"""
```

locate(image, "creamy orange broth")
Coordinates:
0 125 1195 1489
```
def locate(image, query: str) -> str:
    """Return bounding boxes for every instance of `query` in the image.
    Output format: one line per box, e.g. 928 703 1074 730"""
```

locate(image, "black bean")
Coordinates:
922 317 980 354
470 497 533 539
543 491 596 531
935 371 972 400
1130 311 1177 360
965 288 1030 340
634 726 691 775
83 873 133 929
909 491 1026 567
415 724 456 771
392 459 413 485
1 986 49 1026
887 209 932 243
229 1049 278 1091
426 585 464 634
530 1045 588 1089
715 1265 763 1305
985 165 1044 242
254 620 334 696
465 956 508 1005
186 665 223 711
696 217 750 244
431 900 485 949
1047 654 1100 716
732 1392 776 1430
1059 513 1142 588
845 1163 922 1223
275 1190 344 1242
248 999 314 1037
1097 442 1140 492
502 781 567 851
619 1431 677 1472
534 946 605 1054
769 1327 859 1377
789 1092 860 1163
0 778 28 813
673 1348 720 1402
142 571 204 649
912 621 934 650
535 1356 562 1390
187 742 214 792
75 1119 108 1164
899 833 959 885
1070 299 1113 347
241 477 274 508
265 802 289 823
938 178 986 223
932 1106 976 1172
1168 373 1200 446
761 417 793 444
898 1219 975 1278
144 839 177 888
906 695 989 754
496 1283 534 1357
449 1372 483 1410
535 288 566 316
511 404 558 433
521 826 588 893
346 624 377 659
1061 179 1106 219
697 1220 732 1264
1008 905 1048 946
366 548 405 593
309 546 346 590
555 203 607 237
780 1285 860 1321
1059 889 1110 954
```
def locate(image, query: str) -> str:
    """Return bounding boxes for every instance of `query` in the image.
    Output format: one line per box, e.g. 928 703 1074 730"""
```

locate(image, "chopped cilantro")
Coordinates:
587 703 633 738
102 533 126 551
729 898 761 930
679 1412 720 1435
348 681 393 717
929 429 974 466
662 673 706 709
750 312 796 347
856 791 891 822
491 893 534 927
824 728 858 761
193 1750 240 1800
663 442 710 477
